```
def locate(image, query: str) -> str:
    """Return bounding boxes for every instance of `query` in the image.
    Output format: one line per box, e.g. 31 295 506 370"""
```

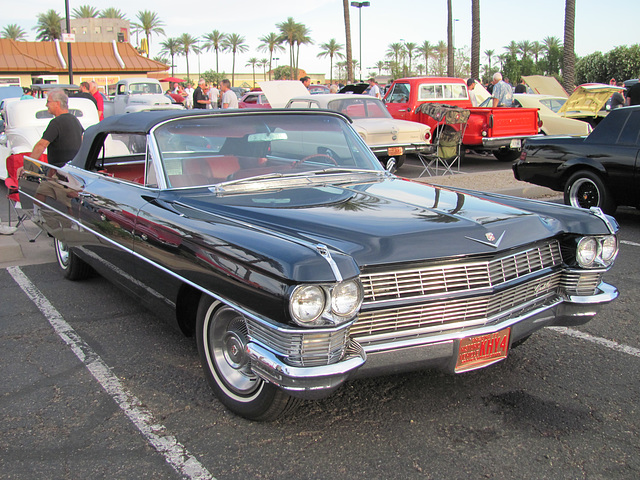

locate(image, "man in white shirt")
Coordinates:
368 78 381 99
220 79 238 109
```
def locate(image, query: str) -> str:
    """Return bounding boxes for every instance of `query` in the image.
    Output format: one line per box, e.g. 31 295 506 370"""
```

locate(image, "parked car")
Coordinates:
238 91 271 109
20 109 619 421
285 93 431 168
103 78 184 117
511 94 592 136
0 97 99 179
513 105 640 214
384 77 542 161
308 84 330 95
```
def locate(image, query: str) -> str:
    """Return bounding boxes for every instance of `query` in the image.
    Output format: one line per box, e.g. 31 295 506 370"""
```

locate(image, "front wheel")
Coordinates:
493 148 522 162
196 297 300 421
564 170 616 214
54 238 92 280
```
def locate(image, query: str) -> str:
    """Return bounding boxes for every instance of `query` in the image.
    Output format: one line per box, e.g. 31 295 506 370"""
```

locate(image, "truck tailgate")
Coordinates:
470 107 539 137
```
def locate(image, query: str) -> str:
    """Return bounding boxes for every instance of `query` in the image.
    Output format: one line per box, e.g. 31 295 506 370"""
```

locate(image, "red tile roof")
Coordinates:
0 39 168 73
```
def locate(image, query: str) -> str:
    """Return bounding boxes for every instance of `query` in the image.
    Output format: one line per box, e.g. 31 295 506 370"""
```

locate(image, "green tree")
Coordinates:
246 57 259 87
202 69 226 86
294 24 312 79
404 42 417 75
34 10 63 41
417 41 434 76
100 8 127 19
277 17 301 81
221 33 249 86
517 40 532 60
258 58 269 80
202 30 226 74
258 32 285 81
541 36 562 75
562 0 576 92
72 5 100 18
160 37 181 76
132 10 166 58
317 39 344 84
177 33 200 82
1 24 28 41
273 65 293 80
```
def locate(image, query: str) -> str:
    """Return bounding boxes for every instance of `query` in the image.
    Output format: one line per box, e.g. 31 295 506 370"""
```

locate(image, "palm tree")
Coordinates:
517 40 533 60
404 42 417 75
530 41 543 63
258 32 285 81
447 0 454 76
258 58 269 80
504 40 519 58
246 58 259 87
160 38 181 76
374 60 385 75
417 41 434 76
471 0 480 80
294 24 312 78
386 42 404 66
72 5 100 18
434 41 447 75
132 10 166 58
100 8 127 19
34 10 63 41
221 33 249 86
343 0 353 83
1 24 28 41
542 36 562 75
563 0 576 92
317 39 344 84
177 33 199 82
484 49 495 70
202 30 226 74
277 17 301 81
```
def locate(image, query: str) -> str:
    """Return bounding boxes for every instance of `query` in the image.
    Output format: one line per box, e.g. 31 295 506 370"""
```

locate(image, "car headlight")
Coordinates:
576 237 598 267
331 280 363 317
290 285 325 324
599 235 618 265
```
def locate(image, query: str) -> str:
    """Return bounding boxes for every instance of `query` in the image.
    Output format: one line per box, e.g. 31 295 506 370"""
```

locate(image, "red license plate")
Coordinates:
387 147 403 156
455 328 511 373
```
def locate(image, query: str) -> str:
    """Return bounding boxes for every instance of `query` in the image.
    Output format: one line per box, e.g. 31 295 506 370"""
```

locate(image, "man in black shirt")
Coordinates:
75 81 98 108
192 79 210 109
29 88 84 167
626 80 640 106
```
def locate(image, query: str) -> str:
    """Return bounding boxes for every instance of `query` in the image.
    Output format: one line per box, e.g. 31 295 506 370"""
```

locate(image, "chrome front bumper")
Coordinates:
246 282 617 399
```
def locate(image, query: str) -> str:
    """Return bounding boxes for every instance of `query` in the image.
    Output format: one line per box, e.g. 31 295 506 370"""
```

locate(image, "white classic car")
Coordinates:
0 97 99 179
512 94 592 136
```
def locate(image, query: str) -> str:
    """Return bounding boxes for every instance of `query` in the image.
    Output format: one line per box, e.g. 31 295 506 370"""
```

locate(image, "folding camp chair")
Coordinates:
416 104 470 176
5 152 46 241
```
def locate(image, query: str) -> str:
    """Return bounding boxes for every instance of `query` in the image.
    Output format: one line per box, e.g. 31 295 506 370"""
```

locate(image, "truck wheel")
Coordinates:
493 148 522 162
564 170 616 215
54 238 93 280
196 297 301 421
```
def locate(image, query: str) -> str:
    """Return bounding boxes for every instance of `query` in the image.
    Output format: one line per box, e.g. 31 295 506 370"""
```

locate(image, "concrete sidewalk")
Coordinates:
0 172 561 269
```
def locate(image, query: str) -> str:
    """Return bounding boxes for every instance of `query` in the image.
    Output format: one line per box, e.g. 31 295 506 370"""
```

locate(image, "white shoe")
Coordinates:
0 224 18 235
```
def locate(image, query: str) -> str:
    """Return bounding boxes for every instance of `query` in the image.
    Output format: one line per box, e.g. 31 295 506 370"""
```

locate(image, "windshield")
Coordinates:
130 82 162 94
327 97 391 119
152 113 381 189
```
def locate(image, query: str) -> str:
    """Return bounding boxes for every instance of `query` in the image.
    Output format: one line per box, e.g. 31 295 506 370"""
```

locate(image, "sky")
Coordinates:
5 0 640 79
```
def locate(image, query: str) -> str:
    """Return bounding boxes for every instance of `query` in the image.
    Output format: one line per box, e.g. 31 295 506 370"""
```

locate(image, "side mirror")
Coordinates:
386 157 397 174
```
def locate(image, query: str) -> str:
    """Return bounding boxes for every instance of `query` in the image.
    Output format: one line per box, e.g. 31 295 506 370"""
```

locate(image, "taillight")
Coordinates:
424 130 432 143
537 112 543 128
519 149 527 161
481 123 489 137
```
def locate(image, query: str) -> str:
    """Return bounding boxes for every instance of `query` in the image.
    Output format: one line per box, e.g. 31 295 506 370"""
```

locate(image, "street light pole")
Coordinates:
350 1 370 82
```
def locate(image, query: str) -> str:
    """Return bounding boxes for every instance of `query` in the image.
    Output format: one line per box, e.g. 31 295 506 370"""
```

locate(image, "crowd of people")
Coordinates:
165 78 239 110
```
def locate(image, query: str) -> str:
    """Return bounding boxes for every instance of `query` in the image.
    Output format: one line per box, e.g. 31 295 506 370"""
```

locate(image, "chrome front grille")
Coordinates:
248 321 350 367
361 241 562 303
353 271 563 344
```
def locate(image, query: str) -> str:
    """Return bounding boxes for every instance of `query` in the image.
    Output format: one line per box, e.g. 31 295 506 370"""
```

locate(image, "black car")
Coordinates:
514 106 640 214
20 109 619 420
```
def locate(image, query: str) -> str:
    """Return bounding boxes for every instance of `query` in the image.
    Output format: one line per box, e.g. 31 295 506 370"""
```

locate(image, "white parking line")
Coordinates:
549 327 640 358
621 240 640 247
8 266 215 480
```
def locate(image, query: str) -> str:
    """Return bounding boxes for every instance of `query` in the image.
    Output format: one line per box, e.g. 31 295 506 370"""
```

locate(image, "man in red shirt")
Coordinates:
89 81 104 120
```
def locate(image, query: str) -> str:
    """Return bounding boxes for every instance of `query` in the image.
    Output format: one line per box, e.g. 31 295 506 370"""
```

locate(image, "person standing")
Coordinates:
89 81 104 120
610 82 626 110
193 79 210 109
20 87 35 100
514 78 527 94
467 78 478 107
491 72 513 107
626 78 640 106
220 79 238 109
207 83 220 109
76 82 98 108
368 78 381 99
28 89 84 167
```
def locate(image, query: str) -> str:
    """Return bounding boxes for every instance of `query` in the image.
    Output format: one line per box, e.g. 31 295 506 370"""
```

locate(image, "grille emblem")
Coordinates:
465 230 505 248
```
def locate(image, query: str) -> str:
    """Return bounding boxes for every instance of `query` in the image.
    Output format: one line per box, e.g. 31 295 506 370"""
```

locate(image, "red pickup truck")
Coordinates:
384 77 541 161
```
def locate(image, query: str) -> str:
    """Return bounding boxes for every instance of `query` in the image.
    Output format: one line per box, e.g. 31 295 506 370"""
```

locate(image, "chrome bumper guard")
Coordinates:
246 282 616 397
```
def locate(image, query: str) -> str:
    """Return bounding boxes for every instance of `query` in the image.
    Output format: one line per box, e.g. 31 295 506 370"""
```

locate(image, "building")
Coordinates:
0 39 168 92
63 18 130 44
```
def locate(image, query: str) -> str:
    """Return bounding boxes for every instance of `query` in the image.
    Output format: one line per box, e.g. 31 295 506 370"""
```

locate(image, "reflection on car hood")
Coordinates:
559 84 625 116
172 177 571 267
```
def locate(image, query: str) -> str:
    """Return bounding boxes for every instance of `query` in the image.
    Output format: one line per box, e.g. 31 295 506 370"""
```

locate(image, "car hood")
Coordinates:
558 84 625 116
169 176 581 271
522 75 568 97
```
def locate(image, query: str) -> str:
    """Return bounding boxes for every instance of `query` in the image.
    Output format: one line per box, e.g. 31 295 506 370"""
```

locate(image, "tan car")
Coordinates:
513 94 592 136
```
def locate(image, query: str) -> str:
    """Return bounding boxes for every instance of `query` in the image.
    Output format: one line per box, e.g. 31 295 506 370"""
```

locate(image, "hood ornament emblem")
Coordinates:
465 231 505 249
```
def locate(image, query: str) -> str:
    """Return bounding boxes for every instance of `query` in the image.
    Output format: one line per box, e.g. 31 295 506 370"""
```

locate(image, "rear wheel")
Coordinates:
493 148 522 162
196 297 301 421
564 170 616 215
54 238 92 280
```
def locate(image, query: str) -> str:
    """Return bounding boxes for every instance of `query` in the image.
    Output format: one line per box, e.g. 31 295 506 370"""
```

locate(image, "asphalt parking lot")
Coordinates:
1 160 638 479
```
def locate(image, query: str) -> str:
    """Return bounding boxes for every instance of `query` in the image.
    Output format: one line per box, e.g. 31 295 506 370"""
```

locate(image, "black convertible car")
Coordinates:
513 105 640 214
20 109 619 420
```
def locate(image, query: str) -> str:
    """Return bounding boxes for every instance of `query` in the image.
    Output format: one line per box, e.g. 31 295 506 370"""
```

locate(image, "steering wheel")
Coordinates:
298 153 338 165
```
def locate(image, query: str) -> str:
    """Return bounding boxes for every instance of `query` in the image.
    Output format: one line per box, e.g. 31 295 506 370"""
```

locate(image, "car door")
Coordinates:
384 82 411 120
